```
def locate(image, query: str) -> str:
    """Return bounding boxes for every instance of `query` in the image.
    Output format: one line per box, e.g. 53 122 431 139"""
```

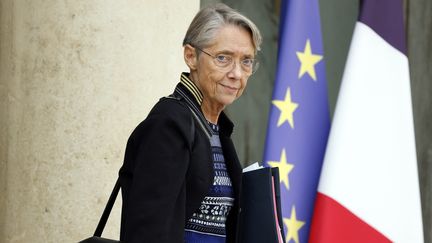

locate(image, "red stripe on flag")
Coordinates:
309 193 392 243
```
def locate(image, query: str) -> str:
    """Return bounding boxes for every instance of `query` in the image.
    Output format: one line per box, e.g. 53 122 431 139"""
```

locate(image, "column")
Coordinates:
0 0 199 242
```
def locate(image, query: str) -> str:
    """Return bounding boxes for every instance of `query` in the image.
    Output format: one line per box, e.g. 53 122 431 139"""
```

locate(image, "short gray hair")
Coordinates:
182 3 262 53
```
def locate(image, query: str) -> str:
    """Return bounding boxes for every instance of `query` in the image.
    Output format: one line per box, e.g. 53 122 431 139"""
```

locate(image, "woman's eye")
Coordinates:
242 59 254 66
216 55 230 63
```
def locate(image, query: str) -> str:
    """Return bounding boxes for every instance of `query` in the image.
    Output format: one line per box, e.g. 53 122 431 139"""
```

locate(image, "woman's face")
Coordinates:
190 25 255 110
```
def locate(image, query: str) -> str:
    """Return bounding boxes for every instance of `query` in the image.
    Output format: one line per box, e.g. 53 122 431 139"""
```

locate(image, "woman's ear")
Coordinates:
184 44 198 70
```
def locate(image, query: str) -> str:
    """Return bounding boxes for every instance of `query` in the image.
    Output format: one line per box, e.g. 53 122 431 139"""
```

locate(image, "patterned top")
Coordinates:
184 122 235 243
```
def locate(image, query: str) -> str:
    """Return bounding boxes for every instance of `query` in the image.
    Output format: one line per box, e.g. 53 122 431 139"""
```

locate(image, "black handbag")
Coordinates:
79 179 122 243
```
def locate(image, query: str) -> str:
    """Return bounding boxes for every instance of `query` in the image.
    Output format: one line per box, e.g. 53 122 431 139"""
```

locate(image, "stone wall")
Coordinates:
0 1 199 242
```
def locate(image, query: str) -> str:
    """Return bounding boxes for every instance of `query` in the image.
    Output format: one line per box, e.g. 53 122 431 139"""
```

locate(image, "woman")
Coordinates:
119 4 262 243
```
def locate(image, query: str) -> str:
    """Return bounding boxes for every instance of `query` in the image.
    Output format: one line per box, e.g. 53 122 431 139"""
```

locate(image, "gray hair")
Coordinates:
182 3 262 53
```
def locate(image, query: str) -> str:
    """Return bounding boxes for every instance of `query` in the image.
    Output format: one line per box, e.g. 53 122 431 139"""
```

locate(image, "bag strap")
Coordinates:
93 178 121 237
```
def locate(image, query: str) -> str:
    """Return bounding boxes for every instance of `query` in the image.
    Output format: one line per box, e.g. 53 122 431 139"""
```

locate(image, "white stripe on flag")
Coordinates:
317 22 423 242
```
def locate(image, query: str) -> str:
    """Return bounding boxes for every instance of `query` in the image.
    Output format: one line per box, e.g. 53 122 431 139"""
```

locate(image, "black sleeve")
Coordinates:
122 101 194 243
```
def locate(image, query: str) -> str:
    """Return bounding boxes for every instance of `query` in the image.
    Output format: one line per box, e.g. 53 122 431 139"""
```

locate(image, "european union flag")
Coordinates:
263 0 330 242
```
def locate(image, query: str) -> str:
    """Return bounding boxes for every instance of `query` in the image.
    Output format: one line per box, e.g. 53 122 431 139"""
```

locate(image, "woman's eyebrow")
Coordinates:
215 50 254 58
214 49 235 55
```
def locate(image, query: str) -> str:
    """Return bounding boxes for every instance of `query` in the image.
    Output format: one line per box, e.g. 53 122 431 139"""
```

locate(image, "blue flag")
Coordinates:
263 0 330 242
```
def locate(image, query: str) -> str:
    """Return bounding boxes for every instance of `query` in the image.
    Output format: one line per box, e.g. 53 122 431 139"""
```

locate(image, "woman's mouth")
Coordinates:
219 83 239 93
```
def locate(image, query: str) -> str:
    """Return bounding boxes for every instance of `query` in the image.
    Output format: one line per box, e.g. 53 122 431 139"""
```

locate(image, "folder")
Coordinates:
238 167 285 243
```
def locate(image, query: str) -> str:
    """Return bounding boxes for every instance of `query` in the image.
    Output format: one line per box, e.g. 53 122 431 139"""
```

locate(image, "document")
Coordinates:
238 166 285 243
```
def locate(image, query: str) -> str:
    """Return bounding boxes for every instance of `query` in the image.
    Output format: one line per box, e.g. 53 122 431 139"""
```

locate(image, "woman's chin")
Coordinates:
218 95 238 107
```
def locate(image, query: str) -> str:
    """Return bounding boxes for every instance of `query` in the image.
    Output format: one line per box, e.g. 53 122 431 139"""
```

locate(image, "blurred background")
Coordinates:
0 0 430 242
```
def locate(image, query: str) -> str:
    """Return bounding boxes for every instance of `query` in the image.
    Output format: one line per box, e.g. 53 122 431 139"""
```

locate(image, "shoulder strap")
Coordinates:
174 88 213 138
93 178 120 237
164 93 211 139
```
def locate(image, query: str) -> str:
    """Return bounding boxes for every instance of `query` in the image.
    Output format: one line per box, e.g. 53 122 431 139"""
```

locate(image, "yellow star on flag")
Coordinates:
296 39 323 81
284 206 305 243
267 149 294 190
272 87 298 128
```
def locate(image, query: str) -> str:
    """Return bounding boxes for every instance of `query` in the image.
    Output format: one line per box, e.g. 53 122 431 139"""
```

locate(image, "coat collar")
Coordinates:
174 72 234 137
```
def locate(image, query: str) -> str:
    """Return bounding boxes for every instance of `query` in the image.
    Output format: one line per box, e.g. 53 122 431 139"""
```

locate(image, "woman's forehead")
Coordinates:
207 25 255 55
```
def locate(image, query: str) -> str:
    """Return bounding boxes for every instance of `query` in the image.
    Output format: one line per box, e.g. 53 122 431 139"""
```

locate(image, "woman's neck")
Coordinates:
201 99 224 124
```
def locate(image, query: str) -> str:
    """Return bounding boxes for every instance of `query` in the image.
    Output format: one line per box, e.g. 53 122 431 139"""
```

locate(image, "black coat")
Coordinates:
119 82 242 243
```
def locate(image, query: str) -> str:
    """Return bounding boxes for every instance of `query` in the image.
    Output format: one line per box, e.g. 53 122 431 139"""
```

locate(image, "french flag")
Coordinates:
309 0 424 242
